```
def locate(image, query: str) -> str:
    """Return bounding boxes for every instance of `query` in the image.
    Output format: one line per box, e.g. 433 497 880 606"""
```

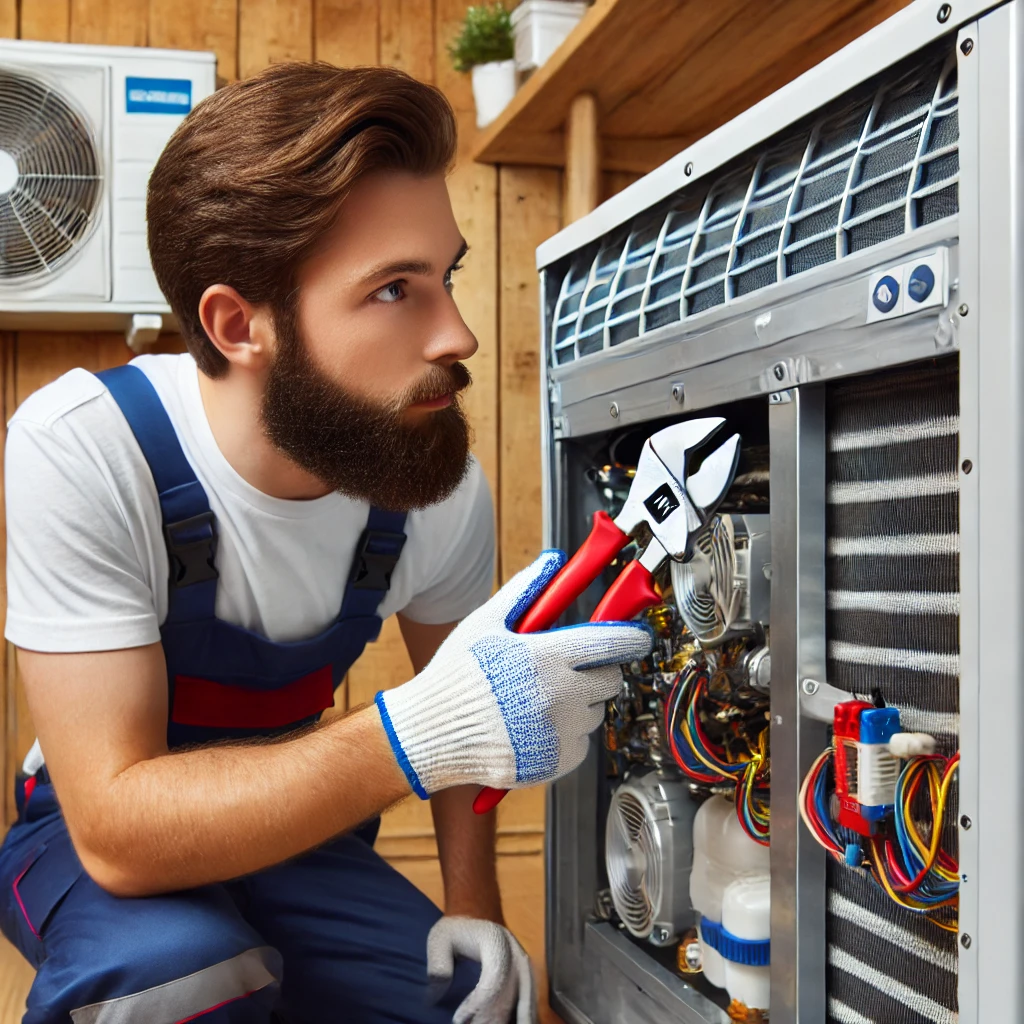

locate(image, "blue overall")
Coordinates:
0 364 478 1023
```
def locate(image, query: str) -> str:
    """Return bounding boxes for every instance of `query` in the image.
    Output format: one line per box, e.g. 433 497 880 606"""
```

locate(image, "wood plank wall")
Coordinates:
0 1 643 1012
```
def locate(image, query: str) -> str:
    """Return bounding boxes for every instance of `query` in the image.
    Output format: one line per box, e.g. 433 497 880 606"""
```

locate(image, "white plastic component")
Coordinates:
866 247 949 324
856 741 901 807
511 1 588 72
0 39 216 332
126 313 164 354
689 796 771 1012
887 731 938 759
721 879 771 1012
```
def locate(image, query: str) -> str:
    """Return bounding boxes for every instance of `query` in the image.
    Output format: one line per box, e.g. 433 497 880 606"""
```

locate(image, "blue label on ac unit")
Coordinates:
126 77 192 115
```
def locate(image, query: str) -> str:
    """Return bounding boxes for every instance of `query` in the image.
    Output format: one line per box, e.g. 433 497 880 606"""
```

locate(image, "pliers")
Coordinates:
473 417 741 814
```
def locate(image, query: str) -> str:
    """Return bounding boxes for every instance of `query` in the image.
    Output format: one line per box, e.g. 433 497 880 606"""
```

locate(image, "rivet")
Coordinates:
961 814 972 830
609 401 620 419
961 933 972 949
958 303 969 316
961 873 968 883
684 162 694 177
802 679 820 695
773 362 786 381
937 3 952 23
671 383 685 404
962 459 973 474
960 37 974 55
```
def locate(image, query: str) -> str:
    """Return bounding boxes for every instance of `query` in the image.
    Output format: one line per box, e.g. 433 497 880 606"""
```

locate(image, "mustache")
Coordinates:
402 362 472 407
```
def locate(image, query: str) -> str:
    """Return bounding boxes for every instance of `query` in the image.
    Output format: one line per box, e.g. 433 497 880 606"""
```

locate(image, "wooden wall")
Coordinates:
0 3 646 1013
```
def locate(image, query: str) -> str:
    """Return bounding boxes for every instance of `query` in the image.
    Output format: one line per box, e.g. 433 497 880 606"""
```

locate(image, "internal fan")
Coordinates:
670 514 770 645
0 68 102 281
605 771 694 945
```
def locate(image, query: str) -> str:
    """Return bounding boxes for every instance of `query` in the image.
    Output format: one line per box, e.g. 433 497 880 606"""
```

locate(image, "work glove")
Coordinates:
427 916 537 1024
376 550 652 797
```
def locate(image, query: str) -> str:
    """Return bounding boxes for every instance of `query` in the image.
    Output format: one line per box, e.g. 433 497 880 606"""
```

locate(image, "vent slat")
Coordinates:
548 44 958 367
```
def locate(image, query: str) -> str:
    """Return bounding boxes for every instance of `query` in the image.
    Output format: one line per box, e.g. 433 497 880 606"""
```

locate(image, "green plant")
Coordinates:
448 3 514 73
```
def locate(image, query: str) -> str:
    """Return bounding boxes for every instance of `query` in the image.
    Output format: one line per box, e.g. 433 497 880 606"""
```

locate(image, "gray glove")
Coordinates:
427 916 538 1024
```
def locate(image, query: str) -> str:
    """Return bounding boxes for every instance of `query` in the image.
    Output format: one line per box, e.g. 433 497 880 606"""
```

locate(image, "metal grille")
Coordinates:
825 359 959 1024
0 69 102 281
549 43 958 367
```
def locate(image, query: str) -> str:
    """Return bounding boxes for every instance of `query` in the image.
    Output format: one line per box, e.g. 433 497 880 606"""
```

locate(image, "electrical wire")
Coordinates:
665 666 770 845
798 745 960 930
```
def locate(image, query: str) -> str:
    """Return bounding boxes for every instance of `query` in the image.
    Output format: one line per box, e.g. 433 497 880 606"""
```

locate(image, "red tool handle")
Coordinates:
590 558 661 622
515 511 629 633
473 514 658 815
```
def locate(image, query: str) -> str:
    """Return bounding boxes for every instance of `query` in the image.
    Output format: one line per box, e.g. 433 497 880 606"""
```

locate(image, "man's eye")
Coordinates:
375 282 405 303
444 262 465 291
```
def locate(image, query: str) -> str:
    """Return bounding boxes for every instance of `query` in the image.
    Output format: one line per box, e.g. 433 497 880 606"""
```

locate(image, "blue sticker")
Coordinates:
126 77 192 115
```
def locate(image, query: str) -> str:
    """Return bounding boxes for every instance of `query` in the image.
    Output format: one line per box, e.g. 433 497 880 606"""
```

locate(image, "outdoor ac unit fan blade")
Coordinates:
605 772 693 946
0 69 102 280
671 515 742 645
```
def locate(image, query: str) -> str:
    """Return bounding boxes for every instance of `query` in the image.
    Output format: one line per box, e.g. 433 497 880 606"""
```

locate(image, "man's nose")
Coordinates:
426 302 479 365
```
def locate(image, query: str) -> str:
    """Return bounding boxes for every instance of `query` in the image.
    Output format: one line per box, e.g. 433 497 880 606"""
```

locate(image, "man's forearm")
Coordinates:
432 784 503 923
76 705 410 897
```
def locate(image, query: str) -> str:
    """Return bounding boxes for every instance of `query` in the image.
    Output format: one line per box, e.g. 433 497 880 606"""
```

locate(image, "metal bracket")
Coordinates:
800 677 864 723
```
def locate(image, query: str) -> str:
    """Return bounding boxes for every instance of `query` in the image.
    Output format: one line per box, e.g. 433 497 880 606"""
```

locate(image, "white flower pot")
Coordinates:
471 59 517 129
511 0 588 72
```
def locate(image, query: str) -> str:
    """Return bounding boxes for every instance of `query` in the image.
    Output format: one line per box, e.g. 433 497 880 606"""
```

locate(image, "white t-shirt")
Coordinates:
6 353 494 772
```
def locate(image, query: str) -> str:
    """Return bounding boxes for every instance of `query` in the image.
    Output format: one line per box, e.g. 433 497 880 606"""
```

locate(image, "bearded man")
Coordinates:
0 62 652 1024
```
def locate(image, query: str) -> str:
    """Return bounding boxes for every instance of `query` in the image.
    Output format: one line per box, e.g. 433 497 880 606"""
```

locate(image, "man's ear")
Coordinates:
198 284 275 371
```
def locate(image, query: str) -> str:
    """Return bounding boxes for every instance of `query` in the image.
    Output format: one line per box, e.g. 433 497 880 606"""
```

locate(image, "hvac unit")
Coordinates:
540 2 1015 1023
0 39 216 345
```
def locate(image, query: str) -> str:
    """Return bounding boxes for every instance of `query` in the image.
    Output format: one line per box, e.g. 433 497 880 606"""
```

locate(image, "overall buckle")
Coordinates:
349 529 407 592
164 510 219 588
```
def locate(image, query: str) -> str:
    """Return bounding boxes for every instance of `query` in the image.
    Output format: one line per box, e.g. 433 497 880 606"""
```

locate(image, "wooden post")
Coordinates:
564 92 600 224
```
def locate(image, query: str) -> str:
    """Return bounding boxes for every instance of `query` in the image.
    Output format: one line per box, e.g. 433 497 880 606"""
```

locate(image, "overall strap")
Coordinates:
96 364 218 623
339 507 408 619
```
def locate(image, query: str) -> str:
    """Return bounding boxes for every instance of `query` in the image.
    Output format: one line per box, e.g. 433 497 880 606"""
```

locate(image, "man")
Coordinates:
0 62 651 1024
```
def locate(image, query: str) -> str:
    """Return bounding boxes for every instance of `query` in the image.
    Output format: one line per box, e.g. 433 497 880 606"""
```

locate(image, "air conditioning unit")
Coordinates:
541 2 1018 1023
0 39 216 343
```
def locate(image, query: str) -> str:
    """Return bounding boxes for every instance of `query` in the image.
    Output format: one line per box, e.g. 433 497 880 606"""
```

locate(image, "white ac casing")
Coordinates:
0 38 216 334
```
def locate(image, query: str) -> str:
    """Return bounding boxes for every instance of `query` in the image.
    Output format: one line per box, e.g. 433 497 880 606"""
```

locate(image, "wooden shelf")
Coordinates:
472 0 911 175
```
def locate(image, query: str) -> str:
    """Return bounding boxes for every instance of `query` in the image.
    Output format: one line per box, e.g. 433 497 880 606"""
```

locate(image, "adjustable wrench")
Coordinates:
473 417 741 814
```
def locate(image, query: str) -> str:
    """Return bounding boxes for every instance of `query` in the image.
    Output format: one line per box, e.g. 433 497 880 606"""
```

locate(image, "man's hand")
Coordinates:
427 917 537 1024
377 551 653 796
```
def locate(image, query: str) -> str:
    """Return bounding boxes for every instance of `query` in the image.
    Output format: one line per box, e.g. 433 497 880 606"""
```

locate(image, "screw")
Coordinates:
961 873 968 883
774 714 783 726
961 933 972 949
961 814 972 830
937 3 952 23
609 401 619 419
960 37 974 55
962 459 973 474
773 362 786 381
802 679 820 695
671 382 685 405
958 303 969 316
684 162 694 177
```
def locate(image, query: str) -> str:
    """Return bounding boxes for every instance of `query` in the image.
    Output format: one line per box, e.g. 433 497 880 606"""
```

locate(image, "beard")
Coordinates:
260 303 473 512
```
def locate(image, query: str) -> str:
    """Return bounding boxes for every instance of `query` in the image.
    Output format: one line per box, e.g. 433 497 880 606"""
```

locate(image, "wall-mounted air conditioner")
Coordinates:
0 39 216 345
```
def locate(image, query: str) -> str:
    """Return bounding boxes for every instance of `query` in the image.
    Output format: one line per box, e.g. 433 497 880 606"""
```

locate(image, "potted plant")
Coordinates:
449 4 516 129
511 1 589 78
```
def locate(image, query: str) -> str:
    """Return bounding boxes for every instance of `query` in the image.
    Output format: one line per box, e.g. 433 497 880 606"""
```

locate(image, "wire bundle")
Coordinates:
799 747 960 930
665 667 770 845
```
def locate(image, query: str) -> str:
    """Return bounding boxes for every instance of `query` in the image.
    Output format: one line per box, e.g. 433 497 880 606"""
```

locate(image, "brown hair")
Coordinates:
147 62 458 378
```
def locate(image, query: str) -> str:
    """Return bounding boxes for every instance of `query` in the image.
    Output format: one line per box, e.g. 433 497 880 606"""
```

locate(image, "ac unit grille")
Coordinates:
548 42 958 368
825 359 959 1024
0 69 102 281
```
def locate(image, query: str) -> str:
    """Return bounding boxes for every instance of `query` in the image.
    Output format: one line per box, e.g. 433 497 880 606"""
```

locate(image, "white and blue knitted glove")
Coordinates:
375 550 653 797
427 916 537 1024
